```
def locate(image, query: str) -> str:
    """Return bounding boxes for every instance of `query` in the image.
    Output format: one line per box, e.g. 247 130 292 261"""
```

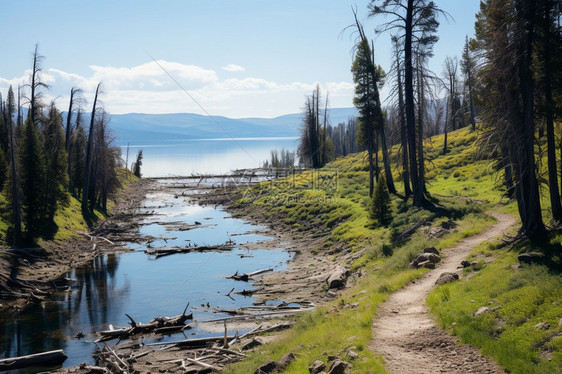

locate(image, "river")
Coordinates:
0 137 297 372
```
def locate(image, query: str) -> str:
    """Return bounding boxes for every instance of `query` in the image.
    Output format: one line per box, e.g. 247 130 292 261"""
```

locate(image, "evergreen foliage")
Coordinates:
133 149 143 178
19 116 44 236
369 175 392 225
43 103 68 221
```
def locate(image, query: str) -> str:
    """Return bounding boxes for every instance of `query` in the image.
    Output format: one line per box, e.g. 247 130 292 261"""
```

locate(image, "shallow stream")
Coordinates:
0 179 292 372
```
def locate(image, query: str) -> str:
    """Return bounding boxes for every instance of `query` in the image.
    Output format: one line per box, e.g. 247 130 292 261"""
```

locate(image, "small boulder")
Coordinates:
328 360 351 374
417 260 435 269
535 322 551 330
347 350 360 360
277 353 296 370
242 337 264 350
424 247 440 255
435 272 459 285
309 360 326 374
326 267 349 289
475 306 490 316
441 219 457 230
254 361 278 374
518 253 542 265
411 253 441 268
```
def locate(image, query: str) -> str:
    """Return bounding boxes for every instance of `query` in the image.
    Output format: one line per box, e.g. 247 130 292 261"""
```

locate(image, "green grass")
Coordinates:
0 167 138 247
427 239 562 374
225 125 562 373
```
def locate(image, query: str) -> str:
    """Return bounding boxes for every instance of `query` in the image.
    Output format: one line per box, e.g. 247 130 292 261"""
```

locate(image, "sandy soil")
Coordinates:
369 212 517 374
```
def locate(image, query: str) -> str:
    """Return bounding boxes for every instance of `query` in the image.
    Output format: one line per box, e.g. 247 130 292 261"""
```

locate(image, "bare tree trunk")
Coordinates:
416 57 426 200
397 63 411 197
443 97 449 155
516 0 545 237
82 83 100 213
379 125 396 194
66 88 77 191
468 78 476 132
542 5 562 221
405 0 422 206
9 109 21 245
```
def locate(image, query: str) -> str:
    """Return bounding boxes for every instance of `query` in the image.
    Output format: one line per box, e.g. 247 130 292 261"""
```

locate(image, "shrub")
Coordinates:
369 176 392 225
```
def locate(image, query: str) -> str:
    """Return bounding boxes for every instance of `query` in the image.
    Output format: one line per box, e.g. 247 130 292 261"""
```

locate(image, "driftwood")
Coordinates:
145 335 236 348
0 349 67 370
227 268 273 282
97 302 192 341
145 241 235 258
76 231 115 245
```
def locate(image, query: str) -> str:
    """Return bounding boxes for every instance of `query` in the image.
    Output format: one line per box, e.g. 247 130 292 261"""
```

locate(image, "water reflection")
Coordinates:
0 254 128 369
0 192 291 371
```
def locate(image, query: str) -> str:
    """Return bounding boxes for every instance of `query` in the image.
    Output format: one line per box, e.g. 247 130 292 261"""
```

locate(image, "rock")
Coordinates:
309 360 326 374
461 260 471 268
242 337 264 350
535 322 551 330
424 247 440 255
328 360 351 374
435 272 459 285
277 353 296 370
326 267 349 289
441 219 457 230
475 306 490 316
426 226 448 239
254 353 295 373
254 361 278 374
417 260 435 269
412 253 441 268
347 350 360 360
518 253 542 265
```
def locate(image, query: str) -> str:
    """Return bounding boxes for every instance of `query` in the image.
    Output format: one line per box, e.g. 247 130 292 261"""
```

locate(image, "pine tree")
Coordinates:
5 85 22 244
133 149 143 177
369 175 392 225
20 116 44 238
43 103 68 221
369 0 442 206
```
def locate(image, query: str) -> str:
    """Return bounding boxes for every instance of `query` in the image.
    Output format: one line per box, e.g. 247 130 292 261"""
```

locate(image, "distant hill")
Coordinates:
109 108 357 145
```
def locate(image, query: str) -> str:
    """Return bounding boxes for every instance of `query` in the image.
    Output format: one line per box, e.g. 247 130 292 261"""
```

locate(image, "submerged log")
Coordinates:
145 242 235 258
0 349 67 370
227 268 273 281
97 302 192 341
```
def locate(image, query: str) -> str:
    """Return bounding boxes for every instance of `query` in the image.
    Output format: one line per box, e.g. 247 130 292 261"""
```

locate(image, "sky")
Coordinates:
0 1 481 119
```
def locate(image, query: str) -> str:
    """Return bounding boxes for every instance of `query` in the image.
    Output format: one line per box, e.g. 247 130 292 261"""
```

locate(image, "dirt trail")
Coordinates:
369 212 516 374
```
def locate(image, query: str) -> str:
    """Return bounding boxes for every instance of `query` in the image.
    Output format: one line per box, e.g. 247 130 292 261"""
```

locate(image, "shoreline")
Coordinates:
2 174 352 372
0 178 152 312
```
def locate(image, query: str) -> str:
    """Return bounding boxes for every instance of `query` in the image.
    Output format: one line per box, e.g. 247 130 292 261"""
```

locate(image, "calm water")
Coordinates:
122 137 299 177
0 179 293 372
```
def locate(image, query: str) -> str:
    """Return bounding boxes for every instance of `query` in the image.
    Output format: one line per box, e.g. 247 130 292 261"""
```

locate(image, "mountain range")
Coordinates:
109 107 357 145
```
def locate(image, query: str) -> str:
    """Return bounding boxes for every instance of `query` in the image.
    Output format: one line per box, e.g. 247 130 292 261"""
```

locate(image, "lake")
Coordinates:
120 137 299 177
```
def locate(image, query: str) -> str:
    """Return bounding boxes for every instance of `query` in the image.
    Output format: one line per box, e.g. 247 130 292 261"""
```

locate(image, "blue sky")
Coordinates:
0 0 480 118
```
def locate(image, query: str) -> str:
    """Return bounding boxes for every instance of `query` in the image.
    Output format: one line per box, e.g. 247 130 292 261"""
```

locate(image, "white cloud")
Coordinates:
222 64 245 72
0 60 354 118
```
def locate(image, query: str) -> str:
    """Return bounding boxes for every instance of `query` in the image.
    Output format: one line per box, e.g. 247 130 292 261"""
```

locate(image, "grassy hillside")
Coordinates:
225 126 561 373
0 167 138 247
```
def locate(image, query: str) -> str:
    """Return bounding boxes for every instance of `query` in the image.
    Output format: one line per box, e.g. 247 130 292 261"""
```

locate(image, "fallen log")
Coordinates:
96 302 192 341
145 242 235 258
145 336 236 348
0 349 67 370
227 268 273 281
184 357 221 371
